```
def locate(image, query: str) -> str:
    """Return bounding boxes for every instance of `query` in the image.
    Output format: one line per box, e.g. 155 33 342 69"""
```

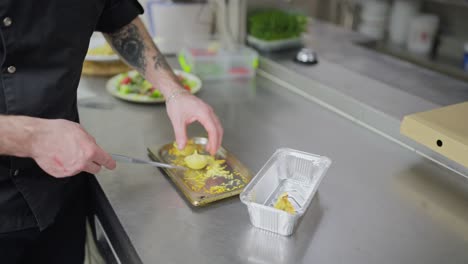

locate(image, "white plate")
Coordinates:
85 33 119 62
106 70 202 104
86 35 164 62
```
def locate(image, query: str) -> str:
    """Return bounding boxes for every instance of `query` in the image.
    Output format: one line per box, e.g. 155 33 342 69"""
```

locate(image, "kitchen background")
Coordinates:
81 1 468 263
253 0 468 78
136 0 468 80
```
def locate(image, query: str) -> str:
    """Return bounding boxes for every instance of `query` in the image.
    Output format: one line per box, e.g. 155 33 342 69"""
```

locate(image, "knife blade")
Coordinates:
111 154 186 170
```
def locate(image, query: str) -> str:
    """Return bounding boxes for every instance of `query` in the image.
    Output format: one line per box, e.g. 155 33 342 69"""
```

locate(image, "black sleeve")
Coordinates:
95 0 144 33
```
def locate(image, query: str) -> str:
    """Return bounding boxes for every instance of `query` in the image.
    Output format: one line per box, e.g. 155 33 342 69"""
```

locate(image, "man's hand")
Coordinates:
30 119 116 178
166 93 223 155
105 17 225 154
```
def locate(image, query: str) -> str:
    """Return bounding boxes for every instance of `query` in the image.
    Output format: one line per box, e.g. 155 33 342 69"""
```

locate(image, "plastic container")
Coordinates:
358 0 390 40
407 14 439 55
361 0 390 20
247 35 302 52
360 14 387 27
360 3 389 26
240 148 332 236
178 45 258 80
358 23 385 39
388 0 420 45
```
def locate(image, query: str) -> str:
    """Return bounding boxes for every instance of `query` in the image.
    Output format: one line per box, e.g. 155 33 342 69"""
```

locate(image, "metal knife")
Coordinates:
111 154 186 170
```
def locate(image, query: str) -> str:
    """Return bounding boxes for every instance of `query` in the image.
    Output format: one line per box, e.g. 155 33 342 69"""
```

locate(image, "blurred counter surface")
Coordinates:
262 19 468 114
79 48 468 262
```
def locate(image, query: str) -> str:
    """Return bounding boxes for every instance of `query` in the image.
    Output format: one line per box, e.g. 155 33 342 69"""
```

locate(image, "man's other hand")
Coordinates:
30 119 116 177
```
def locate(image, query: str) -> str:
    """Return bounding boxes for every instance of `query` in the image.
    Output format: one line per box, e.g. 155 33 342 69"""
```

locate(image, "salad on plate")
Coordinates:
107 70 202 103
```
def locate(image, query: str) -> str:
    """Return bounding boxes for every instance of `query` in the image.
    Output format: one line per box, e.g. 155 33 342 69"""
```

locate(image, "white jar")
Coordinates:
388 0 421 45
406 14 439 55
361 0 390 19
359 0 390 40
358 24 385 39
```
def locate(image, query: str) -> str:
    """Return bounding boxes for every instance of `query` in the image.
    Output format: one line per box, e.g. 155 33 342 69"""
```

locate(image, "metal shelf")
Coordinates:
424 0 468 8
356 40 468 83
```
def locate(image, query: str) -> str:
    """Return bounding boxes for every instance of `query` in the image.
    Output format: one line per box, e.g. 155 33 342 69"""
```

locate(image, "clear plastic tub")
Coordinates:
178 45 258 80
240 148 331 236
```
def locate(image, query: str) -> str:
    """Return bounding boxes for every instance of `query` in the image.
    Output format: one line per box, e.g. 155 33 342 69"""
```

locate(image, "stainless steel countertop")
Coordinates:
308 21 468 107
261 20 468 119
78 61 468 263
257 20 468 176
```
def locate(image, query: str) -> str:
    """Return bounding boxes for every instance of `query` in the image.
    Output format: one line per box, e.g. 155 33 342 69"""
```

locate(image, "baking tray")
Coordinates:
147 137 253 206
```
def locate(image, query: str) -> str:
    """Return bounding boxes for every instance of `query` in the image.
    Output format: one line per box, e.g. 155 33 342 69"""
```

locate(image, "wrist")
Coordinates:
19 116 44 158
0 115 43 158
165 89 190 104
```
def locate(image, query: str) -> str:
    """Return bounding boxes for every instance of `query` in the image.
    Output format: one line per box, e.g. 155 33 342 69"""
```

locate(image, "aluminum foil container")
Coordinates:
240 148 331 236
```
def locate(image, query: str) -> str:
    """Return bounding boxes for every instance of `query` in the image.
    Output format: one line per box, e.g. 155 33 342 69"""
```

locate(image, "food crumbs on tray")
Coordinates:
274 193 296 214
167 140 247 194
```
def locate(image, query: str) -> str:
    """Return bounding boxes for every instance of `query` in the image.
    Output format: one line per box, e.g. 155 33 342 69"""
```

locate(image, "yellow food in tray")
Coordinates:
184 151 208 170
87 43 115 56
168 140 248 194
274 193 296 214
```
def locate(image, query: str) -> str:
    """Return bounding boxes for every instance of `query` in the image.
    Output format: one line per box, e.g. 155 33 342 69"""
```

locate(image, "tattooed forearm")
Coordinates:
107 24 146 72
105 18 182 95
153 53 171 71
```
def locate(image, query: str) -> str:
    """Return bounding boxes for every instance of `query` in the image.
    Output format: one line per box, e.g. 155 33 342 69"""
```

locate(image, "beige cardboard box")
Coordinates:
401 102 468 168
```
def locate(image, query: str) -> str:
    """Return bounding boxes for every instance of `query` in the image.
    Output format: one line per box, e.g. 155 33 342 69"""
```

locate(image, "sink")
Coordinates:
356 40 468 83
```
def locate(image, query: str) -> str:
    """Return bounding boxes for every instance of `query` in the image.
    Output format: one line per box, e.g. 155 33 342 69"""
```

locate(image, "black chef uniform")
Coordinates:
0 0 142 262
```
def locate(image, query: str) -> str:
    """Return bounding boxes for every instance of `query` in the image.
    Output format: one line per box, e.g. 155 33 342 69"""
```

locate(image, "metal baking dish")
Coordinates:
240 148 331 236
147 137 253 206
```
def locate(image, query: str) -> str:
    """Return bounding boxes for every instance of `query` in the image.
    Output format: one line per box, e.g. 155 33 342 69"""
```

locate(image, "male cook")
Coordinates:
0 0 223 262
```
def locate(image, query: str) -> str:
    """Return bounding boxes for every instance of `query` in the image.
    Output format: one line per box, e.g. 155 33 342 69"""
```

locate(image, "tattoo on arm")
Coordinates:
108 24 146 72
153 53 171 71
108 20 174 78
